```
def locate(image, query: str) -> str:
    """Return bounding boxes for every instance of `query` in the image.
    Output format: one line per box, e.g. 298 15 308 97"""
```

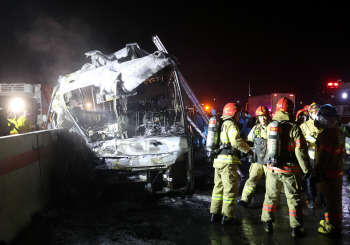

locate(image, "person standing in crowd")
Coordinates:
210 103 253 225
9 109 31 134
237 106 271 208
295 109 309 126
193 108 204 148
343 123 350 180
244 111 253 136
238 111 249 141
261 97 311 238
313 104 344 235
299 103 321 209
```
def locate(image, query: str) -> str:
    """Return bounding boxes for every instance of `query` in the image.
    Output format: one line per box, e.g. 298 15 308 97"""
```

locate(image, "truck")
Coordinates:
48 39 198 194
0 83 53 130
320 81 350 123
247 93 296 116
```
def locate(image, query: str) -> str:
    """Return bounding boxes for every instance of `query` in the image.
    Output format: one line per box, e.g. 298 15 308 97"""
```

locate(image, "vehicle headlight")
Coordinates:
10 98 25 112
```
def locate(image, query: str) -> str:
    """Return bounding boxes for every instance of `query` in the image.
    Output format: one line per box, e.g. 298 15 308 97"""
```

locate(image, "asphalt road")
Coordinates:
10 151 350 245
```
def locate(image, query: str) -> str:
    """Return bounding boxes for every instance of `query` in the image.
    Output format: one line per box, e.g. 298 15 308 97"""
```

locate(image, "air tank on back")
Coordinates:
206 116 220 153
268 120 282 166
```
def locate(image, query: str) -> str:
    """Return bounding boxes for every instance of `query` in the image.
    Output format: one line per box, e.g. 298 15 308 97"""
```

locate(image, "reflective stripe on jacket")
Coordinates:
213 118 250 166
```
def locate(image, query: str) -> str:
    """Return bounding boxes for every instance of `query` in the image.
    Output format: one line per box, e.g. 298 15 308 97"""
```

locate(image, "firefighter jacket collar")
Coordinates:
221 115 234 120
272 111 293 121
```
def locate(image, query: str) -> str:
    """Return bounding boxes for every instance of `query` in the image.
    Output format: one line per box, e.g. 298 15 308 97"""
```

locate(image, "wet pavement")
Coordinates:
10 150 350 245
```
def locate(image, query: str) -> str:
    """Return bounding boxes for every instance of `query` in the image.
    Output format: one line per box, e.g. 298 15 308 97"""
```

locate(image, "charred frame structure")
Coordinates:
49 40 194 193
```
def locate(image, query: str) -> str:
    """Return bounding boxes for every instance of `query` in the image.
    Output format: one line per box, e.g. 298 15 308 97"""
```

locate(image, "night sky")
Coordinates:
1 1 350 111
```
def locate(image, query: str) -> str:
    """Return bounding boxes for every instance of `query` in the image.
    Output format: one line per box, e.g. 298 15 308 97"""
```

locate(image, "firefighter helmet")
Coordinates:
296 109 308 120
276 97 294 113
222 103 241 117
309 102 321 113
303 105 310 111
255 106 269 116
318 104 338 117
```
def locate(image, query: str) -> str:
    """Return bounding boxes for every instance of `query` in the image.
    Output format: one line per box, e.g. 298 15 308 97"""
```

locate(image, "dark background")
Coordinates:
1 1 350 111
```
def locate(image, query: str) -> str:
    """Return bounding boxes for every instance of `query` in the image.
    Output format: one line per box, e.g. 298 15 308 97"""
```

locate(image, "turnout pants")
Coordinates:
261 171 303 228
241 163 267 204
210 163 238 217
319 176 342 233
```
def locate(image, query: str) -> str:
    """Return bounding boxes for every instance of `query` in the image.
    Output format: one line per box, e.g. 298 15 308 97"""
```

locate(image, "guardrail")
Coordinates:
0 129 63 244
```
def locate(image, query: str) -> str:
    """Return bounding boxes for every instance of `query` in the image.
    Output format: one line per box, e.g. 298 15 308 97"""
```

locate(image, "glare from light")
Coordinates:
205 106 209 110
86 103 91 108
10 98 24 112
289 94 294 97
342 93 347 99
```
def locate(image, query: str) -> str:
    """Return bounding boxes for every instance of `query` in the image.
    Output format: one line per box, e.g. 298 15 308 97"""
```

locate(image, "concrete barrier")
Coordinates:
0 129 61 244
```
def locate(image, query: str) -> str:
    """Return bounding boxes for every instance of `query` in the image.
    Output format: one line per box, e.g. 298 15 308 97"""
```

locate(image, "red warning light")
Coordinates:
327 82 339 89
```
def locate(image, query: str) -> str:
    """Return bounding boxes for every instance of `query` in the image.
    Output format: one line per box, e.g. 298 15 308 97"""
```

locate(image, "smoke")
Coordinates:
13 16 94 84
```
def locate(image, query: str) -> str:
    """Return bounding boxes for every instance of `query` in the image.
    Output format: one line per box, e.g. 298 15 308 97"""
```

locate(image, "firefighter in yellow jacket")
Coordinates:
9 110 31 134
261 97 312 238
313 104 344 235
299 103 322 209
237 105 270 207
210 103 253 225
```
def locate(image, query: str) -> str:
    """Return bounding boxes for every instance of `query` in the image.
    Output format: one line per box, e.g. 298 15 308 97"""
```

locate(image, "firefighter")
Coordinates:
237 106 271 207
261 97 312 237
210 103 253 225
313 104 344 235
295 109 309 126
343 123 350 180
9 109 31 134
299 103 322 209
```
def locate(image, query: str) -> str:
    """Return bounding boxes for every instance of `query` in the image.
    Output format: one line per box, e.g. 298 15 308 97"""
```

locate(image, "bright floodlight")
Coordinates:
10 98 24 112
342 93 347 99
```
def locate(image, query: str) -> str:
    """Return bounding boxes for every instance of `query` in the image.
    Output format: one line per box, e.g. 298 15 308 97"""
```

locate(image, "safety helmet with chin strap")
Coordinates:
222 103 241 117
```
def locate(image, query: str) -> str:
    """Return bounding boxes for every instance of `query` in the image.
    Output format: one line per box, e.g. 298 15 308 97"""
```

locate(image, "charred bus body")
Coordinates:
50 43 193 194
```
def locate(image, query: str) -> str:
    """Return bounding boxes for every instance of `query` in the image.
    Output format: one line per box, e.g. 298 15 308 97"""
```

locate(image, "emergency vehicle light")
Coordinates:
10 98 25 112
327 82 339 89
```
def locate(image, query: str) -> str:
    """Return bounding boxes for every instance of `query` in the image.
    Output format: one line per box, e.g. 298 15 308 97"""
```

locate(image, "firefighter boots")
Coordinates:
237 199 248 208
210 213 220 223
264 222 273 233
221 215 241 225
292 227 306 238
